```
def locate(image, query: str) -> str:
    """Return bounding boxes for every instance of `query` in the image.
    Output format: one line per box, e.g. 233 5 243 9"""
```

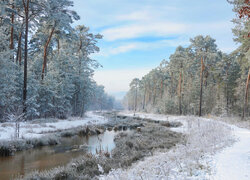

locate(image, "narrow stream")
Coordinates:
0 130 125 180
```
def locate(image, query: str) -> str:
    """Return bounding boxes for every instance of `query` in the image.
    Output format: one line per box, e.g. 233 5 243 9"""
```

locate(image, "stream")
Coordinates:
0 130 125 180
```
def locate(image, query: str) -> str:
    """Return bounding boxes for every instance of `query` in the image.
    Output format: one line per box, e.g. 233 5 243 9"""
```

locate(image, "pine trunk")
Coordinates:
161 79 164 98
142 87 146 110
16 31 22 65
10 3 14 52
199 57 205 117
42 27 55 80
178 71 182 115
170 72 174 98
23 0 29 115
226 71 229 114
135 88 137 111
242 68 250 119
57 39 60 54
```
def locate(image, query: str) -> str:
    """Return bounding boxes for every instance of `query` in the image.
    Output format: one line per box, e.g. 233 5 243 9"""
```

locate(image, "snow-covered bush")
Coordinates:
0 141 16 156
20 154 113 180
25 136 59 147
6 113 25 139
0 135 59 157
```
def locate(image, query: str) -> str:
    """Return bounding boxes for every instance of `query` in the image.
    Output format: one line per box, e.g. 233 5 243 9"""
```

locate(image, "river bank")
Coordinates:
1 112 183 179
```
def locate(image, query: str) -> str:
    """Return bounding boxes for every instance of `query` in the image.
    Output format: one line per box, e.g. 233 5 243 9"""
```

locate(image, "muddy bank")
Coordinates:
20 118 184 180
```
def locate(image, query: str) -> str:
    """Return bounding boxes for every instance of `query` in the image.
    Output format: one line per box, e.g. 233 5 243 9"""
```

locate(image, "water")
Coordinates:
0 130 122 180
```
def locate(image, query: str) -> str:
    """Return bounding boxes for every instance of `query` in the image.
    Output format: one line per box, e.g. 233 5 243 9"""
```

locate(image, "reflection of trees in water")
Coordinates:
20 155 25 176
1 130 119 179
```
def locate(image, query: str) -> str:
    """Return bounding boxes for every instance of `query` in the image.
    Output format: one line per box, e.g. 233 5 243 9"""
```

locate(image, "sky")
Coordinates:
72 0 238 100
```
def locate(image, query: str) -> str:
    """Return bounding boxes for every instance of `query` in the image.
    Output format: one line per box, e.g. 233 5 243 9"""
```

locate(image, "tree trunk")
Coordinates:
16 31 22 65
242 68 250 119
42 27 55 80
161 79 164 98
178 71 182 115
78 40 82 74
134 85 138 116
80 103 85 117
22 0 29 115
142 87 146 110
57 39 60 54
78 40 82 52
170 72 173 98
153 87 156 105
226 71 229 114
199 57 205 117
10 2 14 52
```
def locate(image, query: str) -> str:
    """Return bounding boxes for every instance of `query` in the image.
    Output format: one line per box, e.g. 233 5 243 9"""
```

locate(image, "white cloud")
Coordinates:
93 68 152 93
98 20 237 56
73 0 180 29
116 6 179 22
102 22 187 41
117 10 153 21
95 36 190 57
97 44 137 57
101 20 234 41
99 6 237 52
75 0 237 55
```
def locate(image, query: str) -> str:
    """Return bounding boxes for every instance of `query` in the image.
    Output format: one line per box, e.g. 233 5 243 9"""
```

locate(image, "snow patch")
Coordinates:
0 112 107 141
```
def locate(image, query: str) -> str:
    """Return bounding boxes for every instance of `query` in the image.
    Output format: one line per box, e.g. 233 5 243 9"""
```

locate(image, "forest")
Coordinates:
0 0 250 180
125 1 250 119
0 0 115 121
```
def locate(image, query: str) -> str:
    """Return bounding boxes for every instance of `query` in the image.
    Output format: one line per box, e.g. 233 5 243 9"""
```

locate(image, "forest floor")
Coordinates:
99 112 250 180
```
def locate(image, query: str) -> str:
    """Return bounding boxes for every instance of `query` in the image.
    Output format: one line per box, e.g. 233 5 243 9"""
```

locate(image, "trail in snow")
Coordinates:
212 125 250 180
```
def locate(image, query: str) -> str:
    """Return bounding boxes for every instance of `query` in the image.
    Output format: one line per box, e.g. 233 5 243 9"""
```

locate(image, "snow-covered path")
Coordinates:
212 125 250 180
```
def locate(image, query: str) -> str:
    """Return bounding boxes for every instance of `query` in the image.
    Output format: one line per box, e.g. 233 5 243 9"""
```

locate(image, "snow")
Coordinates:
119 111 188 133
1 111 250 179
211 125 250 180
101 112 250 180
0 112 107 140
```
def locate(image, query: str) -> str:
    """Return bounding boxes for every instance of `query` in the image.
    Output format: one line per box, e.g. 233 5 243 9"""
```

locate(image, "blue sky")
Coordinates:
72 0 238 99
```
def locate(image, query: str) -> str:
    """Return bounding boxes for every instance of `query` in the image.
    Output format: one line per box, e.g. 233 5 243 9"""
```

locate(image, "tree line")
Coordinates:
124 0 249 118
0 0 114 121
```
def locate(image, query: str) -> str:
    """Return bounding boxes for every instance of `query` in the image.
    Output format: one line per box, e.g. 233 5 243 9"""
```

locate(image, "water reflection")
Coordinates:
0 130 124 180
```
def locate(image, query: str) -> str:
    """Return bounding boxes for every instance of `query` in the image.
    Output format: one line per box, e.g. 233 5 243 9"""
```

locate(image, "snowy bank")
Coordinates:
100 112 235 180
118 111 188 133
0 112 107 141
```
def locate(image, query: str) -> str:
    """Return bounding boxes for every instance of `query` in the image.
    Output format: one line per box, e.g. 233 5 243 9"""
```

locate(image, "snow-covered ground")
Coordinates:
0 112 107 140
119 111 188 133
211 125 250 180
1 111 249 179
100 112 250 180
